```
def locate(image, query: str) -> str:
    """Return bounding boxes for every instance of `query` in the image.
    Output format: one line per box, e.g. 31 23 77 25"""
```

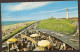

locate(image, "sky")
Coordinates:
1 1 78 21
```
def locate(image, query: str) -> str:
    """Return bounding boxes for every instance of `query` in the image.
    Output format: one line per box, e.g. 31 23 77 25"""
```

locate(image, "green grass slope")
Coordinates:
37 18 76 35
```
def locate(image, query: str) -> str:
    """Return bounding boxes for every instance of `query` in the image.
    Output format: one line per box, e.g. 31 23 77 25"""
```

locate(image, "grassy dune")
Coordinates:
37 18 76 34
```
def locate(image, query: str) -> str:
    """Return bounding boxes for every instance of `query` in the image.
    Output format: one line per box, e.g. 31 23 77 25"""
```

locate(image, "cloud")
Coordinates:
2 15 31 21
31 9 65 14
47 7 78 13
69 11 78 13
50 11 78 15
31 7 78 14
69 7 78 9
31 13 37 14
6 2 50 11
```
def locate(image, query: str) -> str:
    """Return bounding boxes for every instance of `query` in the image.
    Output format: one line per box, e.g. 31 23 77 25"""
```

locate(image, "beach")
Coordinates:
2 21 36 39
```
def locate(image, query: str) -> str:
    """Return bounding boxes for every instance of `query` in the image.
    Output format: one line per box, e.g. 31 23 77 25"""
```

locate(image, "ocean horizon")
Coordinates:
1 20 36 26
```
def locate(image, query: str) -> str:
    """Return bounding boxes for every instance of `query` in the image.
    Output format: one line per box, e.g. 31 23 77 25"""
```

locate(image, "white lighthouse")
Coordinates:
66 8 69 19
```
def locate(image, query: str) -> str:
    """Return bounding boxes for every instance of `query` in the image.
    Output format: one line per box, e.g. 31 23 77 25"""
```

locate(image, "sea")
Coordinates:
1 20 36 26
